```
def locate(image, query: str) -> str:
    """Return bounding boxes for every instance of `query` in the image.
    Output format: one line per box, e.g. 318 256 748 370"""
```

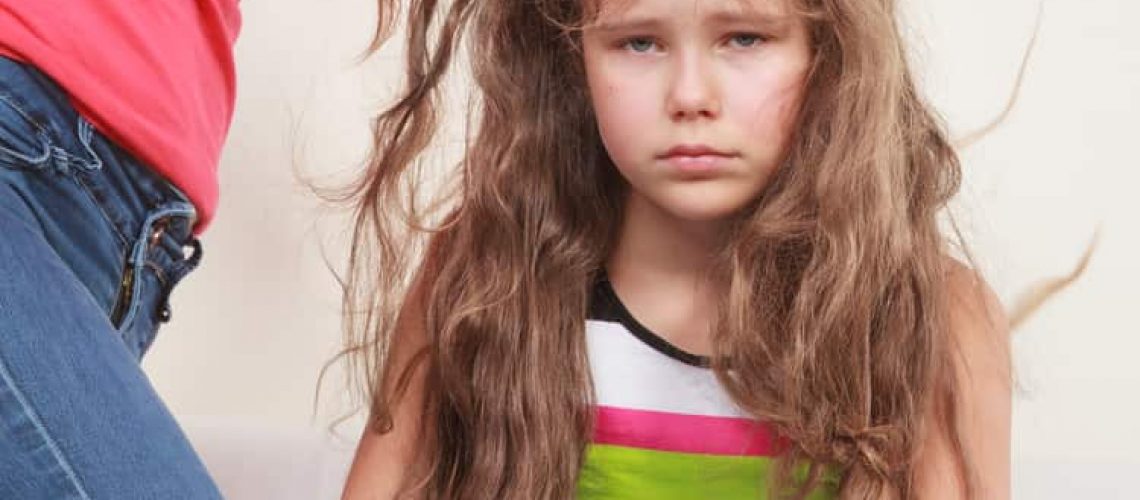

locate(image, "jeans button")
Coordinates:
157 302 172 323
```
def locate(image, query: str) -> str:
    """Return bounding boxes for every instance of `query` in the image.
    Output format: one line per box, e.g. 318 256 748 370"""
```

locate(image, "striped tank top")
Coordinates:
579 277 838 499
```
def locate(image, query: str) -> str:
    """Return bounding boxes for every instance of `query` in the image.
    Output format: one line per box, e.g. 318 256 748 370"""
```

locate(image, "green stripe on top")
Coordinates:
578 444 839 499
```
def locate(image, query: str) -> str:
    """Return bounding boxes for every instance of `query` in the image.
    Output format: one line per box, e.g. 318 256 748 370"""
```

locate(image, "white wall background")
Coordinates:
142 0 1139 497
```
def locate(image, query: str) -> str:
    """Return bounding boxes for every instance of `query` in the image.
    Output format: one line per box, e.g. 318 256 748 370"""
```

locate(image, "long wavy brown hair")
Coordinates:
337 0 987 497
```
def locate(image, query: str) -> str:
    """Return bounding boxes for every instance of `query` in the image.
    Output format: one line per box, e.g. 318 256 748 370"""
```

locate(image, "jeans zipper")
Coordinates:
108 218 168 329
108 262 134 329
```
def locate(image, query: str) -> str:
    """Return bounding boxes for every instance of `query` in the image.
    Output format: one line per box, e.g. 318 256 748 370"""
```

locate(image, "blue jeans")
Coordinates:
0 57 222 498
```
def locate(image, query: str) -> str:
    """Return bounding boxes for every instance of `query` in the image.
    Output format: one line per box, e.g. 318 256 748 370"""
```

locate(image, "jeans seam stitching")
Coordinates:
74 119 103 171
0 354 93 499
0 92 53 167
69 173 130 248
144 261 169 287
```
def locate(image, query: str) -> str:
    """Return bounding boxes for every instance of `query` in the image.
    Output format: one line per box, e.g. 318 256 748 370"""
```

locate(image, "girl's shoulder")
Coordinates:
941 257 1008 342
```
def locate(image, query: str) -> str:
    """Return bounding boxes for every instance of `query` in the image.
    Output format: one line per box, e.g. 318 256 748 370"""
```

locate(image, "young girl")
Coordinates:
339 0 1011 497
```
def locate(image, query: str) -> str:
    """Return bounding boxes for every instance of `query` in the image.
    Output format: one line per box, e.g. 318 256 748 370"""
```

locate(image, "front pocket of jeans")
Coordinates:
0 93 52 170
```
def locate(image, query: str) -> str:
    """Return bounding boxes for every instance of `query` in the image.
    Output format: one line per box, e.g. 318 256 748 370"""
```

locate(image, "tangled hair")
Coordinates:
338 0 980 497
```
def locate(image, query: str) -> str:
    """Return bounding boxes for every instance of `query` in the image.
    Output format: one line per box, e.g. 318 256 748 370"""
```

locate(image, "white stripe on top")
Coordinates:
586 319 750 419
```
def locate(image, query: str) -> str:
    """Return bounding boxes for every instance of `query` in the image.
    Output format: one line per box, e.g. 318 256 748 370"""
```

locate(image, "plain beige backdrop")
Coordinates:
141 0 1138 497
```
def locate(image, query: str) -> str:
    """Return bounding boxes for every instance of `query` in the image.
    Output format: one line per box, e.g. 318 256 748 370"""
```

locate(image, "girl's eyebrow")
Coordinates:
589 17 664 33
704 10 792 30
590 9 791 33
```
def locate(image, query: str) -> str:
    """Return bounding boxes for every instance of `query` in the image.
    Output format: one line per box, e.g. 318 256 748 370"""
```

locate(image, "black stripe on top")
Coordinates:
589 274 711 368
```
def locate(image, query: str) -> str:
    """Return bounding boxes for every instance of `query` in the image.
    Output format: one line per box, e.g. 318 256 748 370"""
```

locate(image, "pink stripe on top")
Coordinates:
0 0 241 233
593 405 784 456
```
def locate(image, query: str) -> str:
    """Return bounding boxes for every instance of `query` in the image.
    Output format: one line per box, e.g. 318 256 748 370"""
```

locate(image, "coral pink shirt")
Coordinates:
0 0 241 233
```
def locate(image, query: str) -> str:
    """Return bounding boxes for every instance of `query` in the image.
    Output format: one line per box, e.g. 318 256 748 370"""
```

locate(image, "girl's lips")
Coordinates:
658 145 737 176
662 154 732 175
660 144 734 158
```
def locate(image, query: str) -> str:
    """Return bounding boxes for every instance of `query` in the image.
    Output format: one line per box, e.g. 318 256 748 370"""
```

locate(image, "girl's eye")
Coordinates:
622 37 657 53
728 33 764 48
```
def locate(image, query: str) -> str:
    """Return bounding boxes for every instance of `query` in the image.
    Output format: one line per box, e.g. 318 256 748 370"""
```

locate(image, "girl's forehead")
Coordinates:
585 0 794 19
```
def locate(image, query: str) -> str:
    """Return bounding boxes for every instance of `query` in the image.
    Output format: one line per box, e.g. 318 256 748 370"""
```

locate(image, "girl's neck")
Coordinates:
604 192 728 356
608 191 727 278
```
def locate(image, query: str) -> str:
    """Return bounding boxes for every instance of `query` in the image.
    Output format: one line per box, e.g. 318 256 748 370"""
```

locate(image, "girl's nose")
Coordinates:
665 50 721 121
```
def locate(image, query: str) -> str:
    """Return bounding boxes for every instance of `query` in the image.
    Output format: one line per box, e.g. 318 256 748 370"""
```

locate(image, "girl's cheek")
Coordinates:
737 79 803 142
608 87 655 122
595 73 658 135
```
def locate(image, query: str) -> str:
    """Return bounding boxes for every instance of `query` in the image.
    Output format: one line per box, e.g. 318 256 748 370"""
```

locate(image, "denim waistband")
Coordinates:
0 55 196 246
1 55 201 348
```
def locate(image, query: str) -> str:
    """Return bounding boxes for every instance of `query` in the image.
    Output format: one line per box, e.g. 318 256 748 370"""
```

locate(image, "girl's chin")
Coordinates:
656 198 755 225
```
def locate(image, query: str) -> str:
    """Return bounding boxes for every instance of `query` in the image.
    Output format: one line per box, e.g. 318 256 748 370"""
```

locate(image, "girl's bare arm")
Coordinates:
342 285 432 500
914 264 1012 499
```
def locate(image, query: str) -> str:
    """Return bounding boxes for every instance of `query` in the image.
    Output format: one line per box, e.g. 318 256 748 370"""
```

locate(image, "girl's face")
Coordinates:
583 0 812 223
